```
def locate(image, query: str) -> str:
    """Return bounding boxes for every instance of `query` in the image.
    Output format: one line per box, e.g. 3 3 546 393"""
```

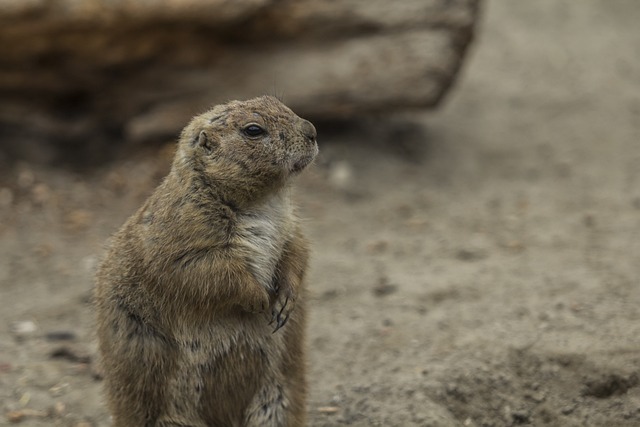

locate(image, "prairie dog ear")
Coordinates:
196 130 218 154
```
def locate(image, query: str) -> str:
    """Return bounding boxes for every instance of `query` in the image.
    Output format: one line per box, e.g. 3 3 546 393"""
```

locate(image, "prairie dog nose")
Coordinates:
300 119 317 143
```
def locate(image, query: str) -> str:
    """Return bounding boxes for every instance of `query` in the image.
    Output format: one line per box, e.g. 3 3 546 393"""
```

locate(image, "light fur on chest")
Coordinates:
234 191 294 290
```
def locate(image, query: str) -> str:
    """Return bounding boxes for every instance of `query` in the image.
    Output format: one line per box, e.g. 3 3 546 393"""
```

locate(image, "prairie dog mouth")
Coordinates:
291 158 312 173
291 152 317 174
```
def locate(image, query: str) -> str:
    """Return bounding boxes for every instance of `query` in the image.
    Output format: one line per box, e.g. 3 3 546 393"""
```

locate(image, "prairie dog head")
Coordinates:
175 96 318 205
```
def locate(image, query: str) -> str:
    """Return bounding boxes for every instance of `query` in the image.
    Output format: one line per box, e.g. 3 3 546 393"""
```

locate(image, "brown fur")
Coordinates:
95 96 318 427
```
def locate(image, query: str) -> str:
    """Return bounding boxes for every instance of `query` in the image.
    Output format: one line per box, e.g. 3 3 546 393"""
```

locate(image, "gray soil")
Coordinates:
1 1 639 426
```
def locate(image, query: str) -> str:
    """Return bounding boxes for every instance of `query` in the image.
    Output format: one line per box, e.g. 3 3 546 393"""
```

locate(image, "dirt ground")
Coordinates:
1 0 640 426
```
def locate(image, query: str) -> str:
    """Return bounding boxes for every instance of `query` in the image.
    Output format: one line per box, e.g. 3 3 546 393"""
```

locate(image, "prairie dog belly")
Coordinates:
161 319 286 425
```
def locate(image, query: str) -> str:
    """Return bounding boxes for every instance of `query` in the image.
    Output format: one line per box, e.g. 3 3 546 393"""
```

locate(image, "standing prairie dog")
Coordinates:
95 96 318 427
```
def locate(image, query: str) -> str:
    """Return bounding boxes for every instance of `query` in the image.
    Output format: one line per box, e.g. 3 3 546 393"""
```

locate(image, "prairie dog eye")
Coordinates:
243 124 266 137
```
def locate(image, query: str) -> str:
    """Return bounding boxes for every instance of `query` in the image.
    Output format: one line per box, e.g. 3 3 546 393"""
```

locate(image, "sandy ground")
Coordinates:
1 0 640 426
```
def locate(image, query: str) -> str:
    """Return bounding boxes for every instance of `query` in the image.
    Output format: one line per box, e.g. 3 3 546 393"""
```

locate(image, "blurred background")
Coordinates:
1 0 640 426
0 0 478 167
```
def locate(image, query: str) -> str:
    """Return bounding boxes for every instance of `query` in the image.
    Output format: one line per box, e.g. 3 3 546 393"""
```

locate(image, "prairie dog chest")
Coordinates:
234 192 294 290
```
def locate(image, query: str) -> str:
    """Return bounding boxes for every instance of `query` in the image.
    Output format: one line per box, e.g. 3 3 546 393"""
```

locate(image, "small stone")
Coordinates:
525 391 546 403
45 331 77 341
372 277 398 297
53 402 66 416
328 161 353 190
49 345 91 364
10 320 38 340
5 410 26 423
5 409 48 423
69 362 91 376
330 394 342 404
317 406 340 414
19 392 31 406
511 409 530 423
49 382 70 397
321 289 339 300
455 247 487 261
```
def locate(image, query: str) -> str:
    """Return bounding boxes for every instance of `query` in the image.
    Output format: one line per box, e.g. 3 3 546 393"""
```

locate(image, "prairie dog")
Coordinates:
95 96 317 426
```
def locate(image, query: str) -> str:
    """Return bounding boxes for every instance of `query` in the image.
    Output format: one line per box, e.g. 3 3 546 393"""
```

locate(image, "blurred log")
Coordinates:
0 0 481 151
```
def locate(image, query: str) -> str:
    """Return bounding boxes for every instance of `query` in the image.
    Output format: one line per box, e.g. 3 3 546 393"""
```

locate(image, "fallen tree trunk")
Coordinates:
0 0 481 150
